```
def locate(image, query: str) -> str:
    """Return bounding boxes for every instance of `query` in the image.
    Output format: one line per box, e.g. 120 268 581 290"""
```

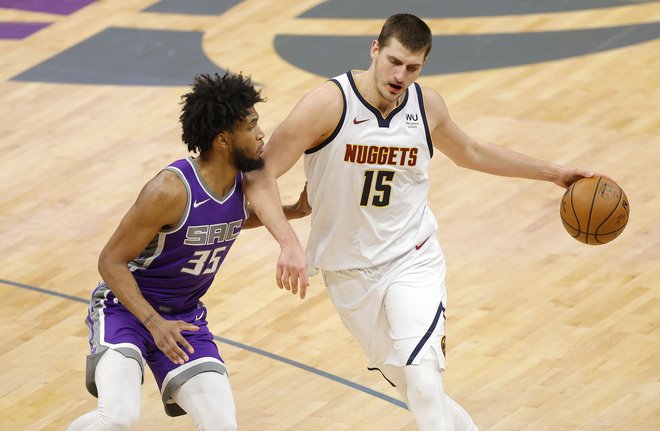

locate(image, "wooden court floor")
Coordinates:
0 1 658 430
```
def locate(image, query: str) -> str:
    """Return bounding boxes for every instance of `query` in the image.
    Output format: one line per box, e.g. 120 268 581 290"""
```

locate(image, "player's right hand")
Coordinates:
555 167 595 188
146 315 199 365
277 242 309 299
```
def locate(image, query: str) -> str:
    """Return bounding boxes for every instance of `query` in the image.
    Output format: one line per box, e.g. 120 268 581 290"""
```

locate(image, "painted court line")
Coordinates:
0 278 407 409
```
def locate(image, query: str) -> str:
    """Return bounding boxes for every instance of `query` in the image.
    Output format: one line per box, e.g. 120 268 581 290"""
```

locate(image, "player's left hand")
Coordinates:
295 182 312 217
146 315 200 365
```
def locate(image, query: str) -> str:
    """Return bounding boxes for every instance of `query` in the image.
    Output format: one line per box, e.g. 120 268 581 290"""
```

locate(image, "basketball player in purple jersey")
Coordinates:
68 73 310 431
245 14 598 431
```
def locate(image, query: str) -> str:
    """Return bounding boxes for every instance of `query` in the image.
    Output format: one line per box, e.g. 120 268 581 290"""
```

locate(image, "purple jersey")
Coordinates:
127 157 247 314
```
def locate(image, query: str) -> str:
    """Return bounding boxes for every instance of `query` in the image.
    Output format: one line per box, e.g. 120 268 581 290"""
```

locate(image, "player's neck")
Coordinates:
193 155 238 197
354 69 402 116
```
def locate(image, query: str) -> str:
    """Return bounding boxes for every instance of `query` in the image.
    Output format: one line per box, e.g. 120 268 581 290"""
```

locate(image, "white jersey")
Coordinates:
304 71 438 271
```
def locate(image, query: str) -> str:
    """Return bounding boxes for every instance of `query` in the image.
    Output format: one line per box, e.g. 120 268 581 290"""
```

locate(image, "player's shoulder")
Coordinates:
129 168 187 226
418 84 445 107
304 79 344 106
290 79 344 125
417 84 449 122
141 169 187 205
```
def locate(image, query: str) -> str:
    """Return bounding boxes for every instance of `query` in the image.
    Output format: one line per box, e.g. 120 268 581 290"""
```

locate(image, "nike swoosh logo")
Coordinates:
415 238 429 250
353 117 369 125
194 312 204 321
193 198 211 208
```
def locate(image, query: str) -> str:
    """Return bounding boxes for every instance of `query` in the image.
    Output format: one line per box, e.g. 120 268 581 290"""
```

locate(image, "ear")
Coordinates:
215 132 230 148
370 40 379 60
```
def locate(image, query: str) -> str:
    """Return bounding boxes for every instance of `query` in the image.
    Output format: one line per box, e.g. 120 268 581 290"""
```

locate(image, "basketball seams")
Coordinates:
559 176 629 245
566 185 581 237
594 183 623 238
559 194 575 227
584 176 602 245
593 223 627 244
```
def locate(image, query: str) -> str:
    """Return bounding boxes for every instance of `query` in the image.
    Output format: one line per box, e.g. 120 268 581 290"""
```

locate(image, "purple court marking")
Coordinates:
0 0 95 15
0 22 50 39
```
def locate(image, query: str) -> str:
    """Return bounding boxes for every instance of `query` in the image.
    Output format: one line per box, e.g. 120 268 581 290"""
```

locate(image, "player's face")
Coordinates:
230 107 265 172
372 37 426 104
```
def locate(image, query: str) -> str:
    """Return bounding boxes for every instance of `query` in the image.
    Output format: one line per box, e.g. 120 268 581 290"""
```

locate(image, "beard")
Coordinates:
233 145 265 172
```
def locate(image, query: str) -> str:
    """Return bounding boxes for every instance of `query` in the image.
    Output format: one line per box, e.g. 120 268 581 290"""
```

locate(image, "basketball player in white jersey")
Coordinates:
244 14 595 430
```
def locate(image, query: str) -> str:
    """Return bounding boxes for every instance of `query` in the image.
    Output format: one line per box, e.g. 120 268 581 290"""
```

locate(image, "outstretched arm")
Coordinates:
423 87 594 188
243 81 343 299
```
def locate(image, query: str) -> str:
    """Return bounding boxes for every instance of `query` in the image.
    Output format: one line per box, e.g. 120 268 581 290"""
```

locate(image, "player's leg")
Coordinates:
323 267 391 365
171 372 237 431
383 358 477 431
447 395 479 431
404 351 453 430
385 235 477 430
151 305 236 430
403 349 478 431
67 348 142 431
70 285 147 431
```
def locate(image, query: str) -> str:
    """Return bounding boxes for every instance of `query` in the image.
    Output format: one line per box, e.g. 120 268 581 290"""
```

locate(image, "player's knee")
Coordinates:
98 402 140 430
404 353 444 407
199 413 237 431
407 373 440 406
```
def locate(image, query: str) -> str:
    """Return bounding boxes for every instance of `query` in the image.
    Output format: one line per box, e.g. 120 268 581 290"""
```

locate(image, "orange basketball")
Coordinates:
560 176 629 245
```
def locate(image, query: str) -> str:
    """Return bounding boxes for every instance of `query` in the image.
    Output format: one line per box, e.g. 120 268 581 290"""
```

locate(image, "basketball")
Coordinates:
559 176 629 245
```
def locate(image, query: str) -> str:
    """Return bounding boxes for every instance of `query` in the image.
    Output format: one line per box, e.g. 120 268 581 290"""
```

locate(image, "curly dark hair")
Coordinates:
180 72 264 155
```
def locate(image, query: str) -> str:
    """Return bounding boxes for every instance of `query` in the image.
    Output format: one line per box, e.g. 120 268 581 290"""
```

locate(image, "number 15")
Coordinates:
360 170 394 207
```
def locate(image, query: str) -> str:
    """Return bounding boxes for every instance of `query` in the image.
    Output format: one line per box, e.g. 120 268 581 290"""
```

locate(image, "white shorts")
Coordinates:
322 234 447 377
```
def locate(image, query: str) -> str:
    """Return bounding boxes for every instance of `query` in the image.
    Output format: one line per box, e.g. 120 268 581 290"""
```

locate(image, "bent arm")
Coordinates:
423 87 593 188
98 171 197 363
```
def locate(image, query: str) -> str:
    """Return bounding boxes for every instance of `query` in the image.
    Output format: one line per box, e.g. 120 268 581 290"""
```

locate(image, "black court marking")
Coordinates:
144 0 244 15
275 22 660 78
10 3 658 85
299 0 660 18
11 27 227 86
0 278 407 409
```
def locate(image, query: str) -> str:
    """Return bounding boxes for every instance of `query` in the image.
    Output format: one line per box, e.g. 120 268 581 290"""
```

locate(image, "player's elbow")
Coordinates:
447 149 474 170
450 141 485 171
97 250 110 279
97 247 120 280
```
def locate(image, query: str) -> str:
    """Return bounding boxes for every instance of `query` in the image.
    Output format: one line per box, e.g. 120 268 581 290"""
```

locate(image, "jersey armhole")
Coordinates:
414 83 434 158
239 172 249 221
305 78 346 155
161 166 191 233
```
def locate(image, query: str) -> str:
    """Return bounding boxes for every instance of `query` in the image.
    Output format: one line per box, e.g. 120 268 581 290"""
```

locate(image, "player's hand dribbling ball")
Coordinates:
560 176 629 245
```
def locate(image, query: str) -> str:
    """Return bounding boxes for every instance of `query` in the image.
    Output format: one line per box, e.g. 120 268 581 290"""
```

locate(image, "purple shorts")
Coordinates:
85 282 227 416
